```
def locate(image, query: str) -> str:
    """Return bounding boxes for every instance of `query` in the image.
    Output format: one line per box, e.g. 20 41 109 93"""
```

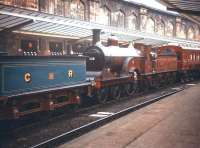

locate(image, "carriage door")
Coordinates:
150 48 157 73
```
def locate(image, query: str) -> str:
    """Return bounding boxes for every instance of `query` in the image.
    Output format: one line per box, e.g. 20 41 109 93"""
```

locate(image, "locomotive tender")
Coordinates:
0 56 89 119
0 30 200 120
0 56 86 97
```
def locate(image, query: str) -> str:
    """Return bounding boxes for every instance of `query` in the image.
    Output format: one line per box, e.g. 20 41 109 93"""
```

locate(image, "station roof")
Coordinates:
0 4 200 48
157 0 200 26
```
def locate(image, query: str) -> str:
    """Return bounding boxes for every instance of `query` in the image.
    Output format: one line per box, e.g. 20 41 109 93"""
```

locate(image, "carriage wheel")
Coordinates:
125 81 138 96
150 77 159 89
189 72 194 81
96 88 109 104
110 86 121 100
170 75 175 85
163 75 170 86
143 79 150 92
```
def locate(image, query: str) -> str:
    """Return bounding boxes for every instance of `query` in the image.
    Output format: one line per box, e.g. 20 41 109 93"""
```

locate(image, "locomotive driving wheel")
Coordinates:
110 85 121 100
96 88 109 104
125 81 138 96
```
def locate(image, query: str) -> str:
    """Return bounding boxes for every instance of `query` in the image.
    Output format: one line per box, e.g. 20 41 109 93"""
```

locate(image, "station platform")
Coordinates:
59 83 200 148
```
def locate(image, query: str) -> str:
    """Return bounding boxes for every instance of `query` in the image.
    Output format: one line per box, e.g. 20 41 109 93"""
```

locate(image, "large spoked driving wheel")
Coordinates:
96 88 109 104
125 81 138 96
110 86 121 100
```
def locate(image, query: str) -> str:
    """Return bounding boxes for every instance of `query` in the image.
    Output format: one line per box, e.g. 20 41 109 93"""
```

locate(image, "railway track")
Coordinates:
31 85 186 148
1 81 197 148
0 84 169 133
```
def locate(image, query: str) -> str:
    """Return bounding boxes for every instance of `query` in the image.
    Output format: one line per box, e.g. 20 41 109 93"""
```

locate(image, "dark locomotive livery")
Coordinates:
0 31 200 120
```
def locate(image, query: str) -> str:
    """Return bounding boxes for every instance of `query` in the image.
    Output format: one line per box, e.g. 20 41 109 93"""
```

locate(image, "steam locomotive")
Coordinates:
0 30 200 120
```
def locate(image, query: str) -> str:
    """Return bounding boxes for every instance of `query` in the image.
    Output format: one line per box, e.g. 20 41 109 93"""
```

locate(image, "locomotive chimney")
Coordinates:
92 29 101 45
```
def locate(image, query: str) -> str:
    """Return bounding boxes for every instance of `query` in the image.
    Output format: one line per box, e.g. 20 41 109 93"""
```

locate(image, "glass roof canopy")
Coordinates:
157 0 200 26
0 4 200 48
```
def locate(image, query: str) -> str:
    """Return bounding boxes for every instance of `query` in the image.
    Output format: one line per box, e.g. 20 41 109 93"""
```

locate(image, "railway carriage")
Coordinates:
158 45 200 81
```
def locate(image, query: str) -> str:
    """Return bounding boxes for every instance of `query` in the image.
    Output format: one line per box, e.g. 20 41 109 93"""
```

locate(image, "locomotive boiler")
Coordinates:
84 42 142 75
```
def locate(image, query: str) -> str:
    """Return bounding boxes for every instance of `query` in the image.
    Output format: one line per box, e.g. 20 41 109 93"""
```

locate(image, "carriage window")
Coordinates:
21 39 38 56
49 42 63 56
193 54 196 61
160 48 176 56
190 54 193 61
